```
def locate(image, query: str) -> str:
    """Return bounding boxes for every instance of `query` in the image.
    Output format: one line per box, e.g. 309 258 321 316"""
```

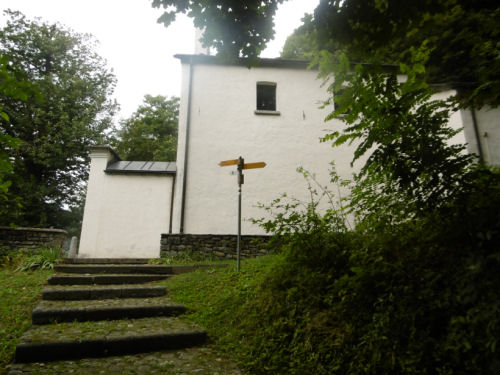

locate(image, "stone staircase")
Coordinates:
8 258 239 374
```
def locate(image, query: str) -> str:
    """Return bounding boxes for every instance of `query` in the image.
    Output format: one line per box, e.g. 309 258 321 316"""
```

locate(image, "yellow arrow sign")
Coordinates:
243 162 266 170
218 159 239 167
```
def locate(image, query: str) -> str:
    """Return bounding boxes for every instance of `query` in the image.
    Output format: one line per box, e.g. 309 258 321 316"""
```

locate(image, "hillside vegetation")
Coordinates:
167 166 500 374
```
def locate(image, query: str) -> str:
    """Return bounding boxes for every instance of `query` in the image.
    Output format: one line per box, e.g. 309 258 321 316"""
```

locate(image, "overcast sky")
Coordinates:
0 0 319 122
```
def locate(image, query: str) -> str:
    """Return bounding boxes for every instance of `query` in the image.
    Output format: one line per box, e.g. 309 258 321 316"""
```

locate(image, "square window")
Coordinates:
257 82 276 111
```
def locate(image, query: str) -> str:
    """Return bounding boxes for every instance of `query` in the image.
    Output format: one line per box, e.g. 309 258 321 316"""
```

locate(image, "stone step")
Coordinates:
32 298 186 324
61 258 150 264
42 285 167 300
54 264 172 275
47 274 170 285
54 263 229 275
15 317 207 363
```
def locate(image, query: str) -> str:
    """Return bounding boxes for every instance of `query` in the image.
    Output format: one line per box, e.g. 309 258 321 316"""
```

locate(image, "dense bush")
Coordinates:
243 167 500 374
0 246 61 271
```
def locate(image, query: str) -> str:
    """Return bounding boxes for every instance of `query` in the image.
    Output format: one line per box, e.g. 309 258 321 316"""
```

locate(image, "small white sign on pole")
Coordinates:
219 157 266 271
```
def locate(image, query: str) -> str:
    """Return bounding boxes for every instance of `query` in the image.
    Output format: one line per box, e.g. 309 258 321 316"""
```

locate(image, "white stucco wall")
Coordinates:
172 61 359 235
79 147 174 258
172 59 478 236
460 107 500 165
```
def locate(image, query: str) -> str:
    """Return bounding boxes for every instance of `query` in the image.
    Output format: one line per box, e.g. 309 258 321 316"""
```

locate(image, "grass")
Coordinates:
0 249 273 373
0 247 60 374
163 254 283 370
149 250 225 265
0 248 250 374
0 268 52 374
149 257 230 266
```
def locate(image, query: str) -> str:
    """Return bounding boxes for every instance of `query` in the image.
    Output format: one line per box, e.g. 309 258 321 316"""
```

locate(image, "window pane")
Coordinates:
257 84 276 111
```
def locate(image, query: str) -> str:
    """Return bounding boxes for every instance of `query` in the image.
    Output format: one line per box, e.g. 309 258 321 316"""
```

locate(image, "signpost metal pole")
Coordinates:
218 157 266 272
237 156 243 272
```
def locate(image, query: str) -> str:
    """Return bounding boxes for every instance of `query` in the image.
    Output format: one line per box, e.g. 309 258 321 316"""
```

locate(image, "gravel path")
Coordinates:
8 346 243 374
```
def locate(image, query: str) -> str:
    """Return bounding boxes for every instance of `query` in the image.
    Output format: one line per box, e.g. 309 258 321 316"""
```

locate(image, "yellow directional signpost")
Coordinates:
218 159 239 167
219 156 266 271
242 162 267 170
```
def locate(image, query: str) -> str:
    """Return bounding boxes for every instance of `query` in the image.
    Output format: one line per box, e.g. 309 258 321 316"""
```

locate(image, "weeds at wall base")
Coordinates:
0 246 62 271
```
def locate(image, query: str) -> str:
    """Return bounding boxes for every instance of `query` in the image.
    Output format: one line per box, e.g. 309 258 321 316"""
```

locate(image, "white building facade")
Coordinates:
78 54 498 258
78 146 175 258
172 55 359 236
460 107 500 165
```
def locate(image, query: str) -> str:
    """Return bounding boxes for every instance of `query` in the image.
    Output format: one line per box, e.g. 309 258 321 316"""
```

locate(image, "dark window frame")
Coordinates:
255 81 280 115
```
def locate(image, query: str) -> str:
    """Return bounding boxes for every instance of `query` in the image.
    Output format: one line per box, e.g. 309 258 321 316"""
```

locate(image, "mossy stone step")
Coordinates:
42 285 167 300
54 264 172 275
61 258 150 264
10 261 232 370
47 274 170 285
15 317 206 363
32 297 186 324
54 263 230 275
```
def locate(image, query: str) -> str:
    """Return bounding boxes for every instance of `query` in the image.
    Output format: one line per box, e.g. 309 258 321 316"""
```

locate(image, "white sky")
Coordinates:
0 0 319 122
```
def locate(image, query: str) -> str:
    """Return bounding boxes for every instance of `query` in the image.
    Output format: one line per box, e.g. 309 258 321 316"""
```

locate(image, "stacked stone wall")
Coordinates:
161 234 272 260
0 226 67 250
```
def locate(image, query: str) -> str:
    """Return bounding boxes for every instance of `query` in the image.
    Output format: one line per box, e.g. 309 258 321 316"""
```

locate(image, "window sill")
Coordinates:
254 110 281 116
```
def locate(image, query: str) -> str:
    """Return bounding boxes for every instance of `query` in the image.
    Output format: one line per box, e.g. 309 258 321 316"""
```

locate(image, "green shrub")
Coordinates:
163 166 499 375
241 167 500 374
15 246 61 271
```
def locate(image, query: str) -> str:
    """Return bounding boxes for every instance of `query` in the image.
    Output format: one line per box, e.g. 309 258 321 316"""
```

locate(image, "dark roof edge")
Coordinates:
174 54 313 70
176 55 465 91
104 169 176 176
89 145 121 161
174 54 401 71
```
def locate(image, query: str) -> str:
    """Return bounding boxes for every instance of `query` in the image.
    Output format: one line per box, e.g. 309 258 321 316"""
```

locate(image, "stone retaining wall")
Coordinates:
160 234 272 259
0 226 67 250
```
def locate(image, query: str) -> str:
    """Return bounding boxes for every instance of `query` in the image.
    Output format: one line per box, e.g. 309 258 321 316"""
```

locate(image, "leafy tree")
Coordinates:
114 95 179 161
312 0 500 108
320 52 473 220
0 56 38 222
152 0 489 207
0 11 117 228
151 0 285 61
280 1 495 221
154 0 499 108
280 14 318 59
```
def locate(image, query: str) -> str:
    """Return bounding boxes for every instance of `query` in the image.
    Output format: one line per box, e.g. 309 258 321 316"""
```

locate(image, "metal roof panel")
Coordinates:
105 161 176 175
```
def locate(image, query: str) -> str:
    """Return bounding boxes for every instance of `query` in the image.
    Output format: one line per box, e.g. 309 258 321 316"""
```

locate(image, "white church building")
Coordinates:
78 48 499 259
